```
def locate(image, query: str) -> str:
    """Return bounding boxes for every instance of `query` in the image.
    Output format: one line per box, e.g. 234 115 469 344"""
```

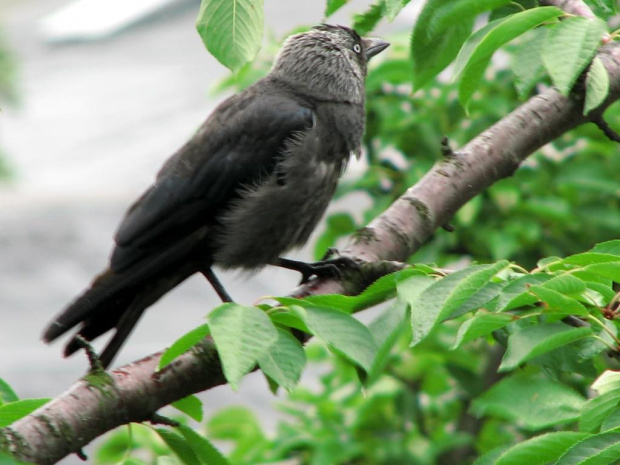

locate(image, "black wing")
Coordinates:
110 85 315 271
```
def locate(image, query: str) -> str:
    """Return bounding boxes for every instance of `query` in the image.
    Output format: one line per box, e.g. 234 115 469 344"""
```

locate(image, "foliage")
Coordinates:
3 0 620 463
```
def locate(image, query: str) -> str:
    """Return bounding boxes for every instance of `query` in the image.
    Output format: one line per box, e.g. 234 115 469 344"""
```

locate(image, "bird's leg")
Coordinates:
275 256 359 285
200 267 233 302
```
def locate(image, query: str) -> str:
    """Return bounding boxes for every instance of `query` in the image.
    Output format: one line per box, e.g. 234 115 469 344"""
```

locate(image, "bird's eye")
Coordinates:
353 44 361 54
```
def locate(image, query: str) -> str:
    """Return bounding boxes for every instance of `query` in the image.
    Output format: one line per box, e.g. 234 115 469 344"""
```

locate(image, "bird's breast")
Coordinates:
212 155 342 270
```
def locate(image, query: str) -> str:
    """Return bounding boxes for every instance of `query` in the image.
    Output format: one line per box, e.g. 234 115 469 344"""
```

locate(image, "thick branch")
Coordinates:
3 41 620 465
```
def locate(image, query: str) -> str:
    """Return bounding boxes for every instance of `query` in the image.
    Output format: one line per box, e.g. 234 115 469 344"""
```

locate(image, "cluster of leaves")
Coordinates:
75 240 620 464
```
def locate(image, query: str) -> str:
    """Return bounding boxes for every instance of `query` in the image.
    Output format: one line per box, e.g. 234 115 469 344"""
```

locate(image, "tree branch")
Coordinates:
539 0 597 19
2 41 620 465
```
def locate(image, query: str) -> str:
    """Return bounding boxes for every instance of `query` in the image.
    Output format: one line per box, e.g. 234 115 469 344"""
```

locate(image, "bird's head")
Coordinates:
270 24 389 104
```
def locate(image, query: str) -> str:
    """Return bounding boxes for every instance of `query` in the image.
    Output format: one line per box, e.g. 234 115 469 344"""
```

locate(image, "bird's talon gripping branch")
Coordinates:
277 256 360 284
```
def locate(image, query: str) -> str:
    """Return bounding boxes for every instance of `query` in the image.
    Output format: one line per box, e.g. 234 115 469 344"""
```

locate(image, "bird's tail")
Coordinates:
43 233 205 368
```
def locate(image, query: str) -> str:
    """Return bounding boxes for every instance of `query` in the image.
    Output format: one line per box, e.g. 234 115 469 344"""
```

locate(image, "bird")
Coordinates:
43 24 389 368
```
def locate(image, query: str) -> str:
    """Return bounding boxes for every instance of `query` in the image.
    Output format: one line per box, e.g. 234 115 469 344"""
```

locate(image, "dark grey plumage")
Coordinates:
43 24 389 368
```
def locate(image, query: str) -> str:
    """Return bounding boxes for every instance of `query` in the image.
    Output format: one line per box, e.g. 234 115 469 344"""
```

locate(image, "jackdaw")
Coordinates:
43 24 389 368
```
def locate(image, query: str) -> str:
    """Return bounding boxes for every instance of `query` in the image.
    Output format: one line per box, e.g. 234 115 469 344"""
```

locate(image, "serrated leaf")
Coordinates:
601 408 620 432
592 241 620 256
584 57 610 115
409 261 509 347
471 373 585 430
593 371 620 395
292 305 377 372
496 432 592 465
0 378 18 405
258 328 306 390
451 312 515 349
178 425 231 465
171 395 204 423
159 323 211 370
556 432 620 465
281 268 430 314
497 273 551 311
366 300 408 383
325 0 348 17
500 323 592 371
196 0 264 71
208 303 278 389
529 286 589 317
563 253 620 266
412 0 516 88
458 6 563 109
512 27 547 98
582 262 620 282
580 388 620 433
385 0 410 21
154 428 200 465
0 399 49 427
541 16 608 95
353 2 384 35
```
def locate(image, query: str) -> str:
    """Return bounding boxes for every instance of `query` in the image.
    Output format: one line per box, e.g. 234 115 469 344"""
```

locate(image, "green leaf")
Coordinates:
579 388 620 433
592 241 620 256
412 0 518 88
500 323 592 371
0 398 49 427
412 18 474 90
207 406 264 441
471 373 585 430
208 303 278 389
495 432 592 465
352 2 384 35
563 253 620 266
529 286 589 317
451 312 515 349
556 432 620 465
458 6 564 109
584 57 610 115
171 395 204 422
497 273 550 311
292 305 377 372
409 261 509 347
592 371 620 395
384 0 410 21
289 267 431 314
366 300 409 383
474 446 512 465
159 323 211 370
178 425 231 465
582 262 620 282
541 16 607 95
325 0 348 17
154 428 200 465
601 408 620 432
196 0 264 71
257 328 306 390
511 27 547 98
0 378 18 405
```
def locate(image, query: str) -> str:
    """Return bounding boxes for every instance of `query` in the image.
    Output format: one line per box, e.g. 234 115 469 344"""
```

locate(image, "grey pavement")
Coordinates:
0 0 412 461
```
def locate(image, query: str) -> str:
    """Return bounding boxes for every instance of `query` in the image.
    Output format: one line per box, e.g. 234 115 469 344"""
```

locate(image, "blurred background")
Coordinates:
0 0 415 462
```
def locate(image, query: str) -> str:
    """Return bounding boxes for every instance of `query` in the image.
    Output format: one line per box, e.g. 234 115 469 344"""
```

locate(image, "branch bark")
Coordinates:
2 41 620 465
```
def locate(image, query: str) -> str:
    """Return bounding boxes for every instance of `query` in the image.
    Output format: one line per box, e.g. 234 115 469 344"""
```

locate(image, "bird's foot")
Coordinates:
276 256 360 285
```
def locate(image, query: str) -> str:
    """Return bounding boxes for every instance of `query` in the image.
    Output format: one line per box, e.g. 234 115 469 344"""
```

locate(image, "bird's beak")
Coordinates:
363 38 390 60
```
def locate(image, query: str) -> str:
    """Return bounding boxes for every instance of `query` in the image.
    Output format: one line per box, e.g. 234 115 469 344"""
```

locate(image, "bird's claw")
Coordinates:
298 256 360 285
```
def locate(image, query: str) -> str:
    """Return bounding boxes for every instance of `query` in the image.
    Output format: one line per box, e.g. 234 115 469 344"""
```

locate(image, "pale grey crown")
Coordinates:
270 25 369 104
